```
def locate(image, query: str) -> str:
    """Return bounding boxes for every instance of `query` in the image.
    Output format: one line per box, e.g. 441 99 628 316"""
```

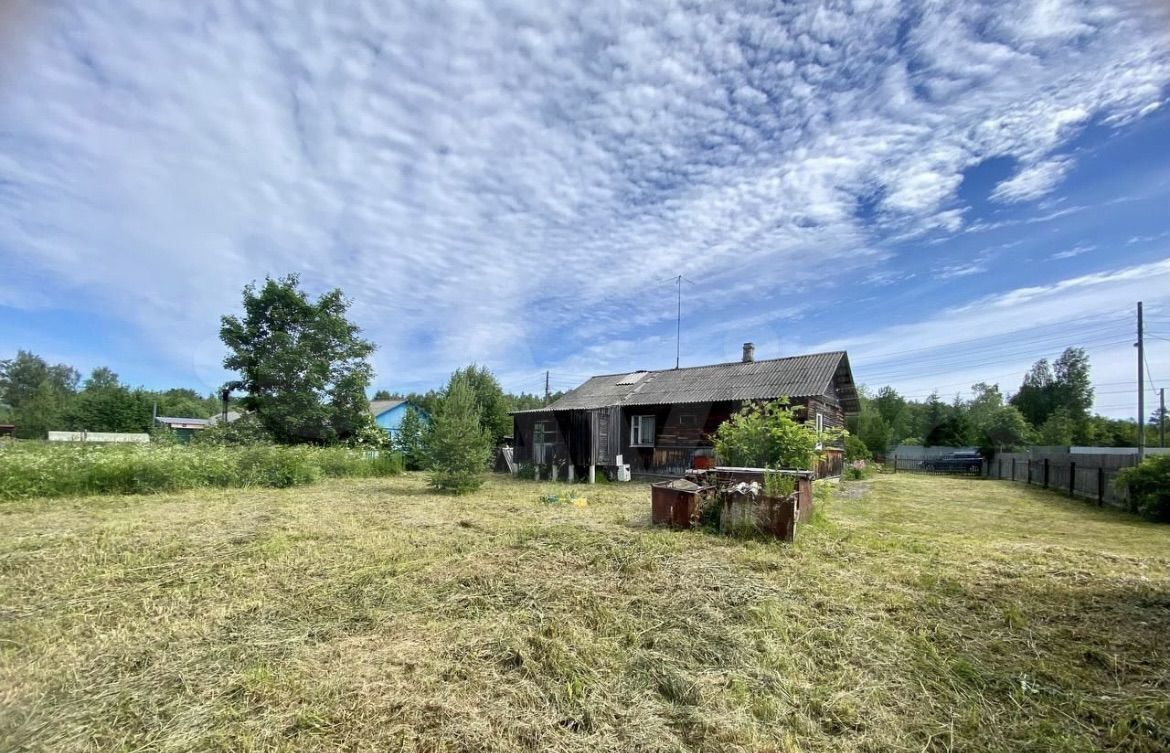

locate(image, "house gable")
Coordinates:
369 400 430 435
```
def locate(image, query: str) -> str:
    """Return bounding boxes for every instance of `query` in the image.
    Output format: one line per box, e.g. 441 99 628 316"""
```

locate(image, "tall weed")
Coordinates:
0 442 403 501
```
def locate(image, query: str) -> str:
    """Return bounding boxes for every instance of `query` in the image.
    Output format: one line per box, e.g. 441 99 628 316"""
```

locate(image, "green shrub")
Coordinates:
235 446 319 488
1118 454 1170 522
763 471 796 498
844 435 871 463
713 399 841 470
192 415 273 446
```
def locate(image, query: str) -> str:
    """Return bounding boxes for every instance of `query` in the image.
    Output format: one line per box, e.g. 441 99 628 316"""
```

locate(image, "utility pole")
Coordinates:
668 274 694 369
1160 387 1166 448
1137 301 1145 460
544 370 550 406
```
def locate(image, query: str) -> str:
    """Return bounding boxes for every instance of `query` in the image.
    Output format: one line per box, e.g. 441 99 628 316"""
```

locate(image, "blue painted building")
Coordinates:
369 399 429 438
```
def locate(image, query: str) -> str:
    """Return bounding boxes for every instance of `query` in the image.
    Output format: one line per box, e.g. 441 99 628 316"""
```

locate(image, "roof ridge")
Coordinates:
579 350 844 381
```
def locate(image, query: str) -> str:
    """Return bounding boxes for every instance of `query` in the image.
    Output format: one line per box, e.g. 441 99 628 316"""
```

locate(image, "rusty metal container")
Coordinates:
651 478 710 529
707 468 815 541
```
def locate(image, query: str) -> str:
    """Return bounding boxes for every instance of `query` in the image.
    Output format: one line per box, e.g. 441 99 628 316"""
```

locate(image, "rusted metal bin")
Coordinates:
708 468 814 522
651 478 710 529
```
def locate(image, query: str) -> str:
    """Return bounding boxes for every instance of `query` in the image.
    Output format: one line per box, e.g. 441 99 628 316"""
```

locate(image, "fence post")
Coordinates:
1068 461 1076 498
1012 457 1016 482
1097 467 1104 507
1043 458 1049 489
1027 459 1032 485
892 455 897 474
998 458 1003 479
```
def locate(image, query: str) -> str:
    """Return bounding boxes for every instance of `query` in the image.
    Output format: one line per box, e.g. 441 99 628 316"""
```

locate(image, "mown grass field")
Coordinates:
2 473 1167 752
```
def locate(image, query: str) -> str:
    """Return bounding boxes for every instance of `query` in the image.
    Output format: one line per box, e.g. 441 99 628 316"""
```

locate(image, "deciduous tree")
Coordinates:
220 275 375 444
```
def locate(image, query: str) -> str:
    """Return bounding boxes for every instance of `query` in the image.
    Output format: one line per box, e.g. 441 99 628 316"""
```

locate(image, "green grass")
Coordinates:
1 474 1167 752
0 442 402 500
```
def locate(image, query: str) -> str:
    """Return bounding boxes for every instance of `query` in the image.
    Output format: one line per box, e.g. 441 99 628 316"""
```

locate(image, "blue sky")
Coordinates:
1 0 1168 419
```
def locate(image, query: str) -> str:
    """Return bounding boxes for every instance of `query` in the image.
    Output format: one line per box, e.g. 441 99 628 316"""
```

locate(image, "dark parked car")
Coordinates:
922 452 983 473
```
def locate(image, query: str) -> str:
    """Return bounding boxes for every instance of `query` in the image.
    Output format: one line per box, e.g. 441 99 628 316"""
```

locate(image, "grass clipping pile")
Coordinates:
1 473 1168 752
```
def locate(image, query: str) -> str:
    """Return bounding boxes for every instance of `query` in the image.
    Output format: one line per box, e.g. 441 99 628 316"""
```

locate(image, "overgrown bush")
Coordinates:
426 374 491 494
192 414 273 446
844 434 871 463
0 442 402 501
713 398 841 469
1118 454 1170 522
763 471 796 498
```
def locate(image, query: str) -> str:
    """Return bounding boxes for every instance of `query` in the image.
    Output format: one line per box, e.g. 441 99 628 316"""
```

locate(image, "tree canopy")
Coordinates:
220 275 375 444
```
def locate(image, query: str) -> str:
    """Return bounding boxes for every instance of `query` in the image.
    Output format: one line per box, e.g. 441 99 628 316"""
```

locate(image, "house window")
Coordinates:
631 415 656 447
679 413 697 427
815 412 825 450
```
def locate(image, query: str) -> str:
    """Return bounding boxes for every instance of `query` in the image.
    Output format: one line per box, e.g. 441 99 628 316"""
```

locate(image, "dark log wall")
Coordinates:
513 408 616 466
514 393 849 475
512 411 563 464
804 396 845 431
618 401 739 472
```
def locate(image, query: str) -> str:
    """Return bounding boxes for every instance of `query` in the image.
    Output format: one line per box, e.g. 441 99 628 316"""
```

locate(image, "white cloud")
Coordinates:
812 257 1170 417
991 158 1075 203
0 0 1167 393
1049 244 1095 260
936 262 988 280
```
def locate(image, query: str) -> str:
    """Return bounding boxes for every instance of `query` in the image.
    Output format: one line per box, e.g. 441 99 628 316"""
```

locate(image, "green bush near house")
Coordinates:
1118 454 1170 522
844 434 871 462
713 398 842 470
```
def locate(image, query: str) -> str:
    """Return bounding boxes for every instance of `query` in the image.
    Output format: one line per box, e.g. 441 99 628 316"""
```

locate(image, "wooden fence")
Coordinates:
987 452 1137 510
890 456 983 475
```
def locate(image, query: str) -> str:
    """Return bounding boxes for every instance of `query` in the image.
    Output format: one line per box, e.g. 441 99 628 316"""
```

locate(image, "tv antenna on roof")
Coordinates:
664 274 695 369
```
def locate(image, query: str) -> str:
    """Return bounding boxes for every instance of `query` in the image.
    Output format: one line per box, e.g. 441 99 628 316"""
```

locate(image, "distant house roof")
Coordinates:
368 399 407 417
155 416 210 429
207 410 245 425
526 351 860 414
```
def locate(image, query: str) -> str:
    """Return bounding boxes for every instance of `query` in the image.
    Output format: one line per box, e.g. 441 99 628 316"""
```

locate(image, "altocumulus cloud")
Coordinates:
0 0 1167 391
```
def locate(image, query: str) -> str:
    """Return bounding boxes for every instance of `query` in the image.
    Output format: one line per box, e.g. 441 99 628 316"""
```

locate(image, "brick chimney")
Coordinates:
742 342 755 363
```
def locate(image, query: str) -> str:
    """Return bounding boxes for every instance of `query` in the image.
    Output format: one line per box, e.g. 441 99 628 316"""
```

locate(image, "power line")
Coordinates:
856 314 1132 364
859 336 1132 382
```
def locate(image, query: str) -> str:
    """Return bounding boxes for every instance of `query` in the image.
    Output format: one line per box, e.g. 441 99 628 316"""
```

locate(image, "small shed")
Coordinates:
154 416 210 444
0 424 15 439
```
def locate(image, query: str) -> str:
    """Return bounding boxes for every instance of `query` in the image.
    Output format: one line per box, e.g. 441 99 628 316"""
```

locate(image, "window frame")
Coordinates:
815 412 825 450
630 415 656 447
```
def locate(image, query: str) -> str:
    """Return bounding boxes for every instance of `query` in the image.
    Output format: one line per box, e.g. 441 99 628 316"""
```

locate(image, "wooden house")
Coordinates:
369 399 429 439
511 345 859 480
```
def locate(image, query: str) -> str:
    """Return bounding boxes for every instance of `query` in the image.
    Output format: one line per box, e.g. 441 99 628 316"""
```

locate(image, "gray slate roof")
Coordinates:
534 351 859 414
155 416 210 427
368 399 406 417
207 410 245 425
